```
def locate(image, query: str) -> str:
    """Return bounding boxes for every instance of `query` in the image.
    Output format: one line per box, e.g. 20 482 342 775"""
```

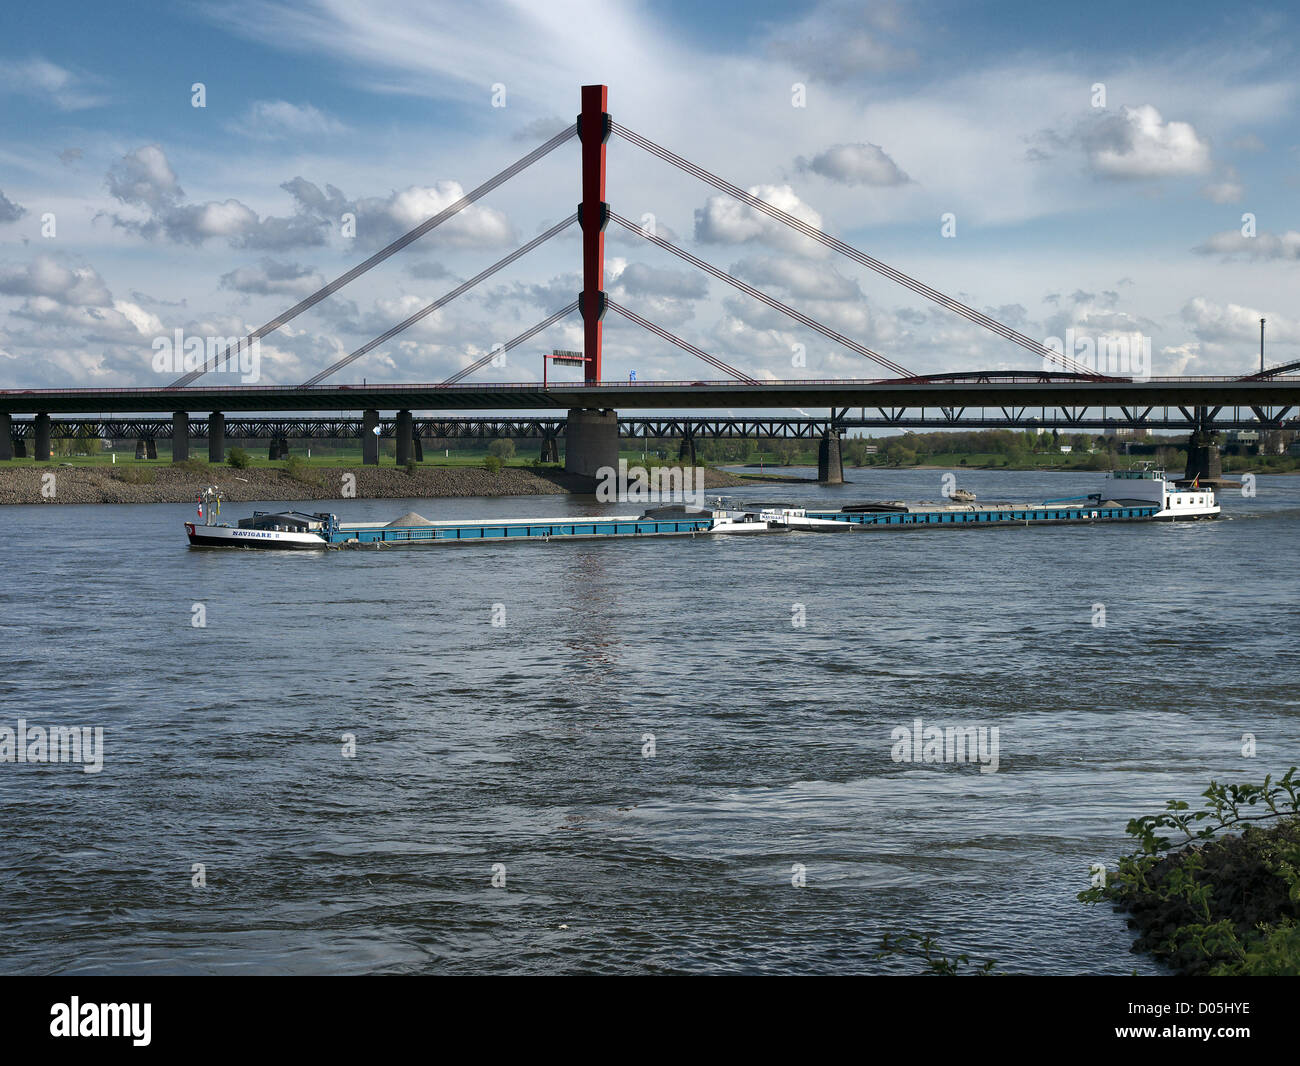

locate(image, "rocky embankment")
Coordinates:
0 463 749 505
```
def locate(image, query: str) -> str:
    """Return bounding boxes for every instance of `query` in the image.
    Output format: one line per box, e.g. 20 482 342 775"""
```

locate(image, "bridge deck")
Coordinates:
3 377 1299 414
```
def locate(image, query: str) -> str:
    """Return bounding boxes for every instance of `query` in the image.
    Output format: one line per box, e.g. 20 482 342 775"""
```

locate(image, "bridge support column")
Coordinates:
362 409 379 466
395 410 413 466
564 408 618 481
540 435 559 463
413 434 424 462
135 439 146 460
818 429 843 484
578 84 610 384
269 438 288 461
0 413 12 461
208 412 225 463
13 437 25 458
172 411 189 462
678 433 697 466
145 438 157 460
1184 417 1222 483
34 413 51 461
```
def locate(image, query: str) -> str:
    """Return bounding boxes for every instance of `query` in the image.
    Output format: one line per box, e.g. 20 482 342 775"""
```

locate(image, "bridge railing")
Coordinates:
0 374 1276 397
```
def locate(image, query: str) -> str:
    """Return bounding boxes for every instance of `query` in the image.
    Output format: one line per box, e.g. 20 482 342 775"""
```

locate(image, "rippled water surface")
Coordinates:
2 468 1298 974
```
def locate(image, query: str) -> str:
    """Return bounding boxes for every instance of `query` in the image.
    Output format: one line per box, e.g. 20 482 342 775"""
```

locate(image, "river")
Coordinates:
2 467 1297 973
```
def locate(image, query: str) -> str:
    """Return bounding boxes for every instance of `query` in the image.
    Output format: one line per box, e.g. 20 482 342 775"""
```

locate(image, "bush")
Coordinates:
1079 768 1300 975
488 438 515 460
483 454 502 474
283 454 316 484
113 466 155 484
405 459 418 475
173 457 209 474
227 447 251 470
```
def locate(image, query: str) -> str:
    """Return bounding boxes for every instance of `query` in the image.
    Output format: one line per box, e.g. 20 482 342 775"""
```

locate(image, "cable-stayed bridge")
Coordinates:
2 85 1296 481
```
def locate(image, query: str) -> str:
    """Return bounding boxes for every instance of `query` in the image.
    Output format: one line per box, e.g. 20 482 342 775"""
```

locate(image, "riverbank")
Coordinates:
0 463 750 505
1081 768 1300 976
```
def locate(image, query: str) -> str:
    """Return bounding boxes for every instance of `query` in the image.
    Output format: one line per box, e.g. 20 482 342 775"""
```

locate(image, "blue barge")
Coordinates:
331 513 716 545
802 502 1160 527
185 468 1218 550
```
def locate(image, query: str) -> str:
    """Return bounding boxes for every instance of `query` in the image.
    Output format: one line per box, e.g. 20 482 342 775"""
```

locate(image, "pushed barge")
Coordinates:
185 492 794 550
185 468 1218 551
798 467 1218 528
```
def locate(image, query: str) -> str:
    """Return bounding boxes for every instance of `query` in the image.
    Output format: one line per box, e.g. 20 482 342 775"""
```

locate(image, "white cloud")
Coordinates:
1181 296 1299 343
0 254 112 307
1194 229 1300 260
384 182 512 246
106 145 183 209
1085 104 1211 179
798 143 910 186
612 262 708 299
695 184 827 257
0 189 25 223
770 1 918 82
220 259 327 297
231 100 349 140
1201 170 1244 203
0 57 106 110
731 257 861 301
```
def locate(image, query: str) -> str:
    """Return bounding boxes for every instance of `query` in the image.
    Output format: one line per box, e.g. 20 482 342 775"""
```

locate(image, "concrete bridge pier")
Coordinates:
146 438 157 460
564 408 618 480
0 412 12 461
1184 418 1223 483
34 413 51 461
172 411 189 462
362 409 380 465
818 428 843 484
269 438 288 461
678 433 697 466
208 412 225 463
412 434 424 462
395 409 413 465
539 435 559 463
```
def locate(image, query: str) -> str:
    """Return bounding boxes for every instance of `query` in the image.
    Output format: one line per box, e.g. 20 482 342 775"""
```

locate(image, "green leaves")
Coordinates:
1083 766 1300 975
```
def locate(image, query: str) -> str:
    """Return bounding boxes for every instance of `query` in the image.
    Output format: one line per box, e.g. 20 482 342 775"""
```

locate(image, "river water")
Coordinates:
2 468 1297 974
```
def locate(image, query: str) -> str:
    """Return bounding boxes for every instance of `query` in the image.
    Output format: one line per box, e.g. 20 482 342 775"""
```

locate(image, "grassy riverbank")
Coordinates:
0 460 749 505
1081 769 1300 975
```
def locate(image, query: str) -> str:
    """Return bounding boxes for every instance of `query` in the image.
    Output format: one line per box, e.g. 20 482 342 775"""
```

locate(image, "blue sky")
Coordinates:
0 0 1297 389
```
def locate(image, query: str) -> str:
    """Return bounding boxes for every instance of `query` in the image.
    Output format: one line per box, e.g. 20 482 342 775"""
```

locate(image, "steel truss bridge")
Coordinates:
7 403 1299 443
3 85 1299 476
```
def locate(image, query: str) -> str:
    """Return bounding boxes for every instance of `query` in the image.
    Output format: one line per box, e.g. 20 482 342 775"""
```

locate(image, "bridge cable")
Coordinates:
610 211 913 378
611 122 1105 379
1239 359 1300 380
440 301 579 386
300 214 578 387
605 299 758 384
169 125 578 387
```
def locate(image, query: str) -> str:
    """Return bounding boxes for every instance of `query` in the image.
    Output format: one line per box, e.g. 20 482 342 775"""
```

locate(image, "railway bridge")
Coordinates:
3 86 1297 483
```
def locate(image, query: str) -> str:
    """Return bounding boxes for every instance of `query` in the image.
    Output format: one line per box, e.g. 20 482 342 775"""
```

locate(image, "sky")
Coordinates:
0 0 1297 392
